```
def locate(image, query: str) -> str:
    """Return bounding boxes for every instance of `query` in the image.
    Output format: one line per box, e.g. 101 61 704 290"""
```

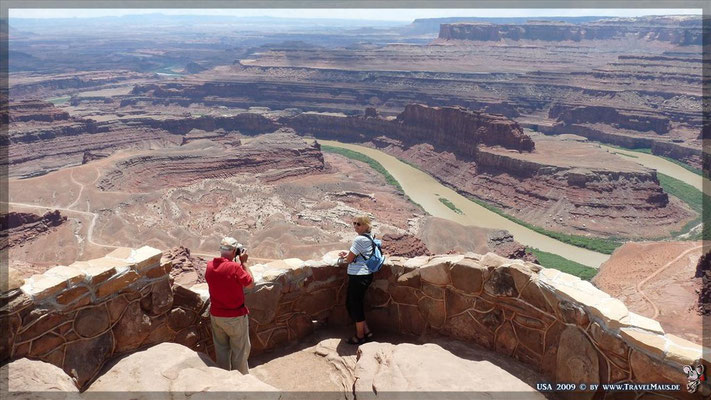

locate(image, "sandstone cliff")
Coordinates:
1 211 67 250
396 104 534 153
8 100 70 123
549 104 671 134
284 104 534 159
438 17 702 45
252 106 692 238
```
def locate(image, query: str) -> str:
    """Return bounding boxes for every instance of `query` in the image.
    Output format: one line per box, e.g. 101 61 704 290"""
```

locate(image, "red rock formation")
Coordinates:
10 71 144 100
695 250 711 316
285 104 534 159
9 100 70 123
396 104 534 153
384 141 693 239
284 106 692 238
162 246 207 287
381 233 431 258
486 230 537 263
132 113 279 135
96 131 325 192
1 211 67 250
652 141 703 171
549 104 671 134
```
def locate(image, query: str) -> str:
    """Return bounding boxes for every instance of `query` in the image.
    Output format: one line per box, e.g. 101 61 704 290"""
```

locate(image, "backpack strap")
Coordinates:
358 233 377 261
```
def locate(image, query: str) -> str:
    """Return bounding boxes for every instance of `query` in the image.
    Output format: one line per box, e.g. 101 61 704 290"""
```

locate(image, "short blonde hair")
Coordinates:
353 215 372 232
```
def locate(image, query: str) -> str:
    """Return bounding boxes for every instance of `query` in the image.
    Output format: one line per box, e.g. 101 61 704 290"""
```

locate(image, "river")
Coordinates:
320 140 611 268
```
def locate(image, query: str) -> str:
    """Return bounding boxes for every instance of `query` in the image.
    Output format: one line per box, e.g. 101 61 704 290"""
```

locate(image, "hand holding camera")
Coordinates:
238 248 249 264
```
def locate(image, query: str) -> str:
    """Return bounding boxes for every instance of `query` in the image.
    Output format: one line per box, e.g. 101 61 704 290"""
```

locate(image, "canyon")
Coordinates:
5 101 697 240
4 11 708 398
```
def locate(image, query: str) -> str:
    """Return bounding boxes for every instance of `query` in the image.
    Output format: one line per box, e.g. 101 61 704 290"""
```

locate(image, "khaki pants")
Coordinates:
210 314 251 374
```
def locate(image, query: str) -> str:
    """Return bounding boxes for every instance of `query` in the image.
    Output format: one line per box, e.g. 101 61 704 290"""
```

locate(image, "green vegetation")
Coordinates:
465 195 623 254
657 173 709 240
659 155 705 178
601 142 706 178
322 145 403 192
658 173 703 213
371 148 623 254
322 144 426 212
528 248 598 281
47 96 70 105
438 197 463 214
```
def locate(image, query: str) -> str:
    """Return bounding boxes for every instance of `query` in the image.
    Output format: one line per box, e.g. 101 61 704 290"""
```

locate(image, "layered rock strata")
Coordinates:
438 17 702 45
8 100 687 237
547 103 704 170
95 131 324 192
1 211 67 250
286 107 689 238
30 36 698 169
284 104 534 157
6 121 183 178
395 104 534 153
9 70 145 100
549 104 671 135
8 100 70 123
4 102 280 178
378 134 692 238
380 233 431 258
4 246 709 398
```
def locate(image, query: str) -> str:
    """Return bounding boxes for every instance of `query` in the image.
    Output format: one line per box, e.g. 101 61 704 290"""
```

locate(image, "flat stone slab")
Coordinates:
87 342 280 394
355 341 547 398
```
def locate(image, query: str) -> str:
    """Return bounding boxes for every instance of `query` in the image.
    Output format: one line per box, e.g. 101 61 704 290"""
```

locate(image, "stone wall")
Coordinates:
237 250 710 399
361 252 710 399
1 246 213 390
4 247 710 398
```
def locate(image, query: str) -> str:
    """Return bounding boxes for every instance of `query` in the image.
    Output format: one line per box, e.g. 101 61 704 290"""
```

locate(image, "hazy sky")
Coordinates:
9 8 702 21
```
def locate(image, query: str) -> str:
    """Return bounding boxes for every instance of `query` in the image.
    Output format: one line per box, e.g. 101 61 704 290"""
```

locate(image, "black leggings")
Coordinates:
346 274 373 322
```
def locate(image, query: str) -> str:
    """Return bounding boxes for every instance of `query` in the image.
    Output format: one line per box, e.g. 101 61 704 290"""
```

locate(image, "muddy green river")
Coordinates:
321 140 703 269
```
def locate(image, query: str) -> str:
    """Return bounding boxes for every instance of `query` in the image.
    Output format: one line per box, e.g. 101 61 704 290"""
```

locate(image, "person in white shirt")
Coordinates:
338 215 376 345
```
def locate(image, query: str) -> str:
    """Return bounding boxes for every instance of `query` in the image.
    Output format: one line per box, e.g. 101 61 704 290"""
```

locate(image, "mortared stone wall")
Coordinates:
3 247 709 398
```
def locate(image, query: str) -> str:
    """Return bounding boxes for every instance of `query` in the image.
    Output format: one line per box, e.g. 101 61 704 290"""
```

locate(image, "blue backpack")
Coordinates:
359 234 386 273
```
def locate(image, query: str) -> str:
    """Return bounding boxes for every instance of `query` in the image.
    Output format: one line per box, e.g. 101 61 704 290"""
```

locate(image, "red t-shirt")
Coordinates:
205 257 253 317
